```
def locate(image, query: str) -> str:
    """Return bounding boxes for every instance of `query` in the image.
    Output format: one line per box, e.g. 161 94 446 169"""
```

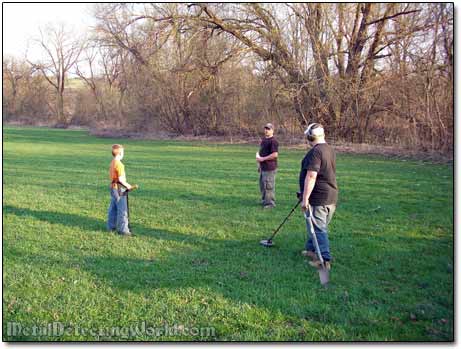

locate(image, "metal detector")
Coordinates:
259 199 301 247
304 206 330 286
120 184 139 234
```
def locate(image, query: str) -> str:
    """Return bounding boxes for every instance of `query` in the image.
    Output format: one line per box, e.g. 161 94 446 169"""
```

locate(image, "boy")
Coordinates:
107 144 133 236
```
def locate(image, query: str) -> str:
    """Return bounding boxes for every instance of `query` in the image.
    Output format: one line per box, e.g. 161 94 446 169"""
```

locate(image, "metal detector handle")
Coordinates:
118 183 139 195
128 184 139 192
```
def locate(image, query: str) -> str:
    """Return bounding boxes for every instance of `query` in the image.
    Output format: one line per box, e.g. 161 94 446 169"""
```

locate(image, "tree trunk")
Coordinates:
56 92 66 125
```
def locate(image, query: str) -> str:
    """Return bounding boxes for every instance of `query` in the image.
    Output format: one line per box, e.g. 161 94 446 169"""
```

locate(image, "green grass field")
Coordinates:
3 126 454 341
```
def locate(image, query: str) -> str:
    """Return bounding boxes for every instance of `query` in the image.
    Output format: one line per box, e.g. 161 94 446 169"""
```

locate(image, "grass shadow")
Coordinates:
4 205 103 232
3 205 236 247
4 204 454 341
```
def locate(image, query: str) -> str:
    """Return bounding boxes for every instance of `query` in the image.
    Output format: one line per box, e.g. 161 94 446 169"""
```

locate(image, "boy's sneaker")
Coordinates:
119 231 132 237
301 250 318 261
309 260 331 270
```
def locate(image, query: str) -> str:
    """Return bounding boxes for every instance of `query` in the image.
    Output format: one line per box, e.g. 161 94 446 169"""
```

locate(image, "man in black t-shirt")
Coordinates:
299 123 338 270
256 123 279 208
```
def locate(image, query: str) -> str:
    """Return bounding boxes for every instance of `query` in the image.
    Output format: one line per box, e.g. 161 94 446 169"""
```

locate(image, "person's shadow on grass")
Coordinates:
4 204 360 339
3 205 232 246
4 205 103 231
6 204 450 340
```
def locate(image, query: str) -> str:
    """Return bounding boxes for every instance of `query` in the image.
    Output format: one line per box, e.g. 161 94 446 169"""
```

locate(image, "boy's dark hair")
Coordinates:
112 144 124 157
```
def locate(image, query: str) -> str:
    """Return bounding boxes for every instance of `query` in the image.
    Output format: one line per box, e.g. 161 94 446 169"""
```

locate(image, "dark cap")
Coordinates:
264 123 274 130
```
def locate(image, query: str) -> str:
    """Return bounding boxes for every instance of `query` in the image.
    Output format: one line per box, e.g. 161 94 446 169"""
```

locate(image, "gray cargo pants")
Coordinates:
259 170 276 207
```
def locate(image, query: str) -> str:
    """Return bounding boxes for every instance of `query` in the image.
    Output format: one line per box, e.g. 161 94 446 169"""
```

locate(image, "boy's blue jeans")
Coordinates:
107 188 130 234
305 204 336 261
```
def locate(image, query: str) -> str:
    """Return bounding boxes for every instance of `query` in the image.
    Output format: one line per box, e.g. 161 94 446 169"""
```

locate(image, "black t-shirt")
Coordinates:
299 143 338 206
259 137 279 171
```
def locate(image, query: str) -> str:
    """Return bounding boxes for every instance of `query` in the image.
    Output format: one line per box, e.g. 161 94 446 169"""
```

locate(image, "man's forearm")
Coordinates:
303 173 317 203
260 152 278 162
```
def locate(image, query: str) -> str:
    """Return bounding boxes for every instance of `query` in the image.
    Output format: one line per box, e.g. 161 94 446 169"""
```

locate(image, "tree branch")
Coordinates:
365 9 421 26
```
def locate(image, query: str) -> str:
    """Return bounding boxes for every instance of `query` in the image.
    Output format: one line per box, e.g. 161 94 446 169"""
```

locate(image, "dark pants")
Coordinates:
305 204 336 261
259 170 276 207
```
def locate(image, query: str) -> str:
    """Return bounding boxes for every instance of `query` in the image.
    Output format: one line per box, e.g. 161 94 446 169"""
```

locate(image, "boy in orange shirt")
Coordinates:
107 144 133 236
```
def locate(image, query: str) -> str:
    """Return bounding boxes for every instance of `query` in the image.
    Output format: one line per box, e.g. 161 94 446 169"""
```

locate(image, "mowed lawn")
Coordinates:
3 126 453 341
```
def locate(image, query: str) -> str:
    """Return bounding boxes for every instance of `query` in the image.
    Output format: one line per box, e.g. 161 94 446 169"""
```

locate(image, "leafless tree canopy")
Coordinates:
3 3 453 153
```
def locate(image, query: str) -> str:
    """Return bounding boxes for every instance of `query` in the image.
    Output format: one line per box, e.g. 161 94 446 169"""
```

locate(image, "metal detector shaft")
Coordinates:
267 200 301 241
118 183 138 233
305 206 330 286
126 191 131 231
305 206 325 266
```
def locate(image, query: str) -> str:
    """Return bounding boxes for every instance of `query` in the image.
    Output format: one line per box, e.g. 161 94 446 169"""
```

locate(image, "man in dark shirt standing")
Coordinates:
299 123 338 270
256 123 279 208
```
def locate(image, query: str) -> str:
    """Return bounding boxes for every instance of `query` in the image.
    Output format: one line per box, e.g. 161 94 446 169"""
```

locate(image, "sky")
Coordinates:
3 3 95 60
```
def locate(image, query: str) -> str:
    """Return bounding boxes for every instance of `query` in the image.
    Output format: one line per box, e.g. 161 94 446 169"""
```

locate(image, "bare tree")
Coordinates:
28 23 84 126
3 56 53 121
3 56 35 115
8 3 451 153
